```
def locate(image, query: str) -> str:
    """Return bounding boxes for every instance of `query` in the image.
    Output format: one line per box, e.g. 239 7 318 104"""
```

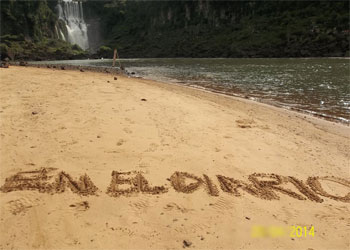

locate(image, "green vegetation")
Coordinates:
93 0 349 58
0 0 87 60
1 0 349 60
0 35 87 60
96 46 112 58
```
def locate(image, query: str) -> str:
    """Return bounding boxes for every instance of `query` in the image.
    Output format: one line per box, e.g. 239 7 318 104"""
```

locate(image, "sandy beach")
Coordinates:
0 66 349 249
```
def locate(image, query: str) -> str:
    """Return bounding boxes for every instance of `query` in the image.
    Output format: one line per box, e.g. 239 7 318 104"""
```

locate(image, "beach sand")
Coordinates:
0 66 349 249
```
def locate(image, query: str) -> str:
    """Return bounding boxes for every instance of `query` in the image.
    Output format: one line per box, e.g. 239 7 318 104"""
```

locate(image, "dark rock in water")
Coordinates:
120 65 125 71
53 65 56 68
19 61 27 66
60 66 65 70
131 72 135 75
47 65 51 68
183 240 192 248
114 76 117 80
80 69 84 72
141 98 147 101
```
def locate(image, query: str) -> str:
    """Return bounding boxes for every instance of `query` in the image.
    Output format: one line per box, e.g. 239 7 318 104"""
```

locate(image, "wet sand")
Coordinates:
0 66 349 249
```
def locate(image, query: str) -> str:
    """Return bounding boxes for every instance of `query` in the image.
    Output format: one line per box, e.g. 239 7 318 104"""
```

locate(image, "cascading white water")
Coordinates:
57 0 89 50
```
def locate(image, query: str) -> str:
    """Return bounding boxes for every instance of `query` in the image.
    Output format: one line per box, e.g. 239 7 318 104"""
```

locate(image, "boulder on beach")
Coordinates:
1 62 9 68
1 58 10 68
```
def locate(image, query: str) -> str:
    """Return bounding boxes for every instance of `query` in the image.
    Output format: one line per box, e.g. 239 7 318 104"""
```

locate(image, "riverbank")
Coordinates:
26 57 350 124
0 66 349 249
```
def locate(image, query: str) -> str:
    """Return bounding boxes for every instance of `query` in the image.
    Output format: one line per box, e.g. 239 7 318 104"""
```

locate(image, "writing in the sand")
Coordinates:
0 168 349 203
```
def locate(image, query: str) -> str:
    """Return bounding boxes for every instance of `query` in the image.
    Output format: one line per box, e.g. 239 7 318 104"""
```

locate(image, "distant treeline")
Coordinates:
1 0 349 60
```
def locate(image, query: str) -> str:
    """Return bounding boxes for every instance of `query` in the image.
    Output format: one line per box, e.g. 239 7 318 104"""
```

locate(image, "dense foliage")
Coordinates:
93 0 350 58
0 0 86 60
1 0 349 60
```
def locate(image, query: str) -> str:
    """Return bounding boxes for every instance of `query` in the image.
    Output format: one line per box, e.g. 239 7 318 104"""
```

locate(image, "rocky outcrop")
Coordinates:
98 1 349 58
0 0 349 60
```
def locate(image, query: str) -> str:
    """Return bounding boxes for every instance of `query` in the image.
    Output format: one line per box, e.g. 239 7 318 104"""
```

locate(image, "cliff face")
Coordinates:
98 0 349 58
1 0 349 60
0 0 86 60
0 0 57 41
83 2 103 53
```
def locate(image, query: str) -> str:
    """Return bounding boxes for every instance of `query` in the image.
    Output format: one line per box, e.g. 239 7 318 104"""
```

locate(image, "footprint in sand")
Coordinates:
315 205 350 223
125 117 135 124
117 139 125 146
146 143 158 152
208 197 236 211
223 153 234 160
6 196 40 215
164 202 193 213
138 162 150 168
69 201 90 211
129 198 149 211
236 119 255 128
123 127 132 134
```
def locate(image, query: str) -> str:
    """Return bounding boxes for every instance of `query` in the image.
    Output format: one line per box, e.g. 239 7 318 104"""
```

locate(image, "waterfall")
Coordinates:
57 0 89 50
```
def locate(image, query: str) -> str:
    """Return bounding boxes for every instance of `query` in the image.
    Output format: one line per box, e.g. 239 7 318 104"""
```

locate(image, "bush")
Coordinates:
0 43 9 53
0 34 24 41
0 43 9 59
72 44 83 51
97 46 113 58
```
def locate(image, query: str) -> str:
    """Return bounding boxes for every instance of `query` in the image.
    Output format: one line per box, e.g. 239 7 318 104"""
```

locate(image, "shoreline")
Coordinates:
142 76 350 126
0 66 349 249
23 61 350 125
24 62 350 126
134 72 349 138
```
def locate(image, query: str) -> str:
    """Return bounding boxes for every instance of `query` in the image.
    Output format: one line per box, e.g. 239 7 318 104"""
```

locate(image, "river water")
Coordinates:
31 58 350 123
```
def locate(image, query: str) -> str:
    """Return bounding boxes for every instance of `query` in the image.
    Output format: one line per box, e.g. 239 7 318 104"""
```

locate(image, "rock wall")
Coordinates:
1 0 349 60
97 0 350 58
